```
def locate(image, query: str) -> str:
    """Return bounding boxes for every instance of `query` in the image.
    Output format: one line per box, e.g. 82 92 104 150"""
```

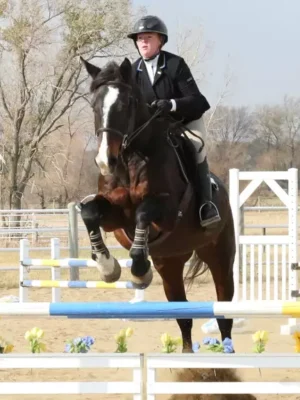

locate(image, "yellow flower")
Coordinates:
293 331 300 342
119 329 125 337
293 331 300 353
125 327 133 338
114 329 126 342
36 329 44 339
24 330 32 341
252 330 268 343
295 343 300 353
4 343 14 353
30 327 44 339
259 330 269 343
252 331 260 343
161 333 171 346
114 333 119 341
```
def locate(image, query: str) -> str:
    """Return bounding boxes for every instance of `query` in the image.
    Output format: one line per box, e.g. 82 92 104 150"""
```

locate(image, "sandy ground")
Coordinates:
0 266 299 400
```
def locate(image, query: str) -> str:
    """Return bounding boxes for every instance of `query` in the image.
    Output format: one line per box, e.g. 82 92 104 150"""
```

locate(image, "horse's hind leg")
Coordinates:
210 255 234 341
153 254 193 353
198 230 235 344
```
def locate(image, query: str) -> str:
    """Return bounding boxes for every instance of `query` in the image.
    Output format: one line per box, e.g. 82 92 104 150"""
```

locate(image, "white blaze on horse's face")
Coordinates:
95 86 120 175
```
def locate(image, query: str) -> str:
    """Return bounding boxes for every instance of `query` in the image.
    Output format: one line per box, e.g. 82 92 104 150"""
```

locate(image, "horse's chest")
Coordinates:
129 181 149 204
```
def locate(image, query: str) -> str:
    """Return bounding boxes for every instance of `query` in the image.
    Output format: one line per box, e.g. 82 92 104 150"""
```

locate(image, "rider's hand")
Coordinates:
150 99 172 113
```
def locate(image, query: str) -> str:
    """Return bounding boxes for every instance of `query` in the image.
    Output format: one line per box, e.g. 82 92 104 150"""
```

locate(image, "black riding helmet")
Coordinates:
127 15 168 45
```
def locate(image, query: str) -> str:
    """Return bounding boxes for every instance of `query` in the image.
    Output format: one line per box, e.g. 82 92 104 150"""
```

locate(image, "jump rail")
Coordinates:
1 300 300 318
19 238 146 303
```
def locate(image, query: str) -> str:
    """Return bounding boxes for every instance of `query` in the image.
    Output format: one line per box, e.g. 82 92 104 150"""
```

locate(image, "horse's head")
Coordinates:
81 56 144 176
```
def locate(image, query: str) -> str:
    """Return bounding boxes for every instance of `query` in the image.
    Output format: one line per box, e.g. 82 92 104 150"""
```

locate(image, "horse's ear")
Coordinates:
80 56 101 79
119 57 132 83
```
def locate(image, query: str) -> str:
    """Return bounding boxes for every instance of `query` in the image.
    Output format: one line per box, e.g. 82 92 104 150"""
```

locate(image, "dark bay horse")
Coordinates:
79 56 236 352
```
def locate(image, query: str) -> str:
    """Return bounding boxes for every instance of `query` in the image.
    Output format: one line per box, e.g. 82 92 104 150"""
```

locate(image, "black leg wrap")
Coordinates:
90 230 109 259
129 227 149 259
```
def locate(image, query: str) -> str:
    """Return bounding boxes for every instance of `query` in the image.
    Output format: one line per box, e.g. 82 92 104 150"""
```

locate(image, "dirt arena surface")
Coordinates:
0 265 299 400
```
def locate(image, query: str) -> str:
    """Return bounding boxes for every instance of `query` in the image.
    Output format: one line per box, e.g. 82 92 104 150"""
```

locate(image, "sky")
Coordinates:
132 0 300 109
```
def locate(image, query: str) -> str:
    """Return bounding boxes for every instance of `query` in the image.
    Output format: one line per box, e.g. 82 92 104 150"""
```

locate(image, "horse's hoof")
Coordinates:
182 347 193 353
131 267 153 288
96 254 121 283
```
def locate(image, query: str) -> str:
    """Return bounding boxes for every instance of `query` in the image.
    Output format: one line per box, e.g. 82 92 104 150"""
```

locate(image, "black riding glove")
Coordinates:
151 99 172 114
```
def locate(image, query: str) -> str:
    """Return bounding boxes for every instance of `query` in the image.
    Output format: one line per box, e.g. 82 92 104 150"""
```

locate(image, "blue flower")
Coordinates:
192 342 200 352
202 337 212 345
74 337 82 345
83 336 95 347
64 335 95 354
64 343 71 353
223 345 234 353
209 338 220 346
222 337 233 347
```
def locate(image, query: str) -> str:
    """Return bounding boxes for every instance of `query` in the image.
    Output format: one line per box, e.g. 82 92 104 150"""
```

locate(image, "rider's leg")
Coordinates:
185 117 221 228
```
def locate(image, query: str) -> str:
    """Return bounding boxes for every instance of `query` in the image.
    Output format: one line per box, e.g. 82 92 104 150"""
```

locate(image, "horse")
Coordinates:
78 56 236 352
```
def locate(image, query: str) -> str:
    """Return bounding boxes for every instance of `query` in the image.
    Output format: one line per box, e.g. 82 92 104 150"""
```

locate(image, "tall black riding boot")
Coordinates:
195 157 221 228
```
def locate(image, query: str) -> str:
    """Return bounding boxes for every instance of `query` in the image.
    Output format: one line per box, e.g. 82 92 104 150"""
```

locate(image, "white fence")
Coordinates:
0 353 142 397
1 353 300 397
229 168 299 334
147 353 300 397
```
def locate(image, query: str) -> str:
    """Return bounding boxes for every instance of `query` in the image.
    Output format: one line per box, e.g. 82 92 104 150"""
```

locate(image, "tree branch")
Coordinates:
0 80 13 120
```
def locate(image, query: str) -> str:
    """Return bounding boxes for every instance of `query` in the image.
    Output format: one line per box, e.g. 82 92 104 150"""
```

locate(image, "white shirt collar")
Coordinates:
143 54 160 84
143 53 159 67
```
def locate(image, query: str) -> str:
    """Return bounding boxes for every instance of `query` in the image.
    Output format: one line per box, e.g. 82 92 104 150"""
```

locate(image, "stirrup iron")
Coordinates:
199 201 221 227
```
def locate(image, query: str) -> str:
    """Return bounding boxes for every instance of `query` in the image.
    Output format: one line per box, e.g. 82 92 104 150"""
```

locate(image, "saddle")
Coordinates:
166 120 218 191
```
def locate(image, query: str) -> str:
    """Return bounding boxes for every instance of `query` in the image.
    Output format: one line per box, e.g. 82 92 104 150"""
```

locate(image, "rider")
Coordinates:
127 15 221 229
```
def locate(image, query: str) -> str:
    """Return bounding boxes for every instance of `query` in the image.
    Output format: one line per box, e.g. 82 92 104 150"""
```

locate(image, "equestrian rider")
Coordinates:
127 15 221 229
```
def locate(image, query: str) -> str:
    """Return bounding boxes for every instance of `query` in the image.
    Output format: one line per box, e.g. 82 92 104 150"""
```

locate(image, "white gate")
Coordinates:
229 168 299 334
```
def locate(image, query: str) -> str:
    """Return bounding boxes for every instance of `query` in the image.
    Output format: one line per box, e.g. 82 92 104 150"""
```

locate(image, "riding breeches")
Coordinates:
185 117 207 163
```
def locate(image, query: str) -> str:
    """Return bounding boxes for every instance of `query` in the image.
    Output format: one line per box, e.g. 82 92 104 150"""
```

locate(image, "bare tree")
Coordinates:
254 95 300 169
206 63 234 131
254 104 284 150
173 18 237 145
206 105 254 183
175 19 214 84
0 0 137 209
207 105 254 143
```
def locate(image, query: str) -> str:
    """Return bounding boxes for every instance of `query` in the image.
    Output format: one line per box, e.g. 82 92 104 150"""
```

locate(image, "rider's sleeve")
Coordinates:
172 58 210 121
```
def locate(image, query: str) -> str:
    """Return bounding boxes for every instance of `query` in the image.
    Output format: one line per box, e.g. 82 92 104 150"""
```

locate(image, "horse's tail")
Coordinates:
183 251 209 290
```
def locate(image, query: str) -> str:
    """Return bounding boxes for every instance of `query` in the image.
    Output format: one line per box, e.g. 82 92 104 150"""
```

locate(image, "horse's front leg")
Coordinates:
79 195 122 283
129 196 166 288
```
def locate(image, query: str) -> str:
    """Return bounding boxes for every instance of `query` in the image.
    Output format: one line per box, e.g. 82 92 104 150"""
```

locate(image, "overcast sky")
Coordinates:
132 0 300 108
